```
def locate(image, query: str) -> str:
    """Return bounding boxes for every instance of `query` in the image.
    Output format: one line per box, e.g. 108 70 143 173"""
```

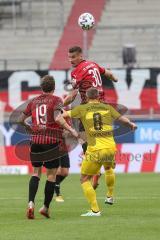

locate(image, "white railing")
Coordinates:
0 0 64 32
0 59 49 70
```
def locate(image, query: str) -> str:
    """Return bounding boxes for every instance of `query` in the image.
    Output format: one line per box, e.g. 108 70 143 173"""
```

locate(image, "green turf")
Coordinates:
0 173 159 240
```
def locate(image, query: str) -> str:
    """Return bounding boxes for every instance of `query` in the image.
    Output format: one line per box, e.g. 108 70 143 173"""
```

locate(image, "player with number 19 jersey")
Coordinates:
71 60 105 103
23 94 63 144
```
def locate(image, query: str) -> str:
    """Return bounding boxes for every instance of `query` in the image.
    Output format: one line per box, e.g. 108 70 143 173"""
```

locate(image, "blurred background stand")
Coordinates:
122 44 137 68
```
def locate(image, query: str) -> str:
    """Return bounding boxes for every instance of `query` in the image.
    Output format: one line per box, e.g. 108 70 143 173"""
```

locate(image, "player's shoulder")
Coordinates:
96 102 112 111
83 60 97 67
52 94 62 101
50 95 63 106
73 103 83 109
100 102 113 109
28 95 41 105
77 60 96 68
88 60 100 66
72 104 84 113
103 103 119 114
100 102 110 107
81 102 95 110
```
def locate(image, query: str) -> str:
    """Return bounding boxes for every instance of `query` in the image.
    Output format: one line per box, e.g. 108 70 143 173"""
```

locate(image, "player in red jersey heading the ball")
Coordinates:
64 46 118 190
64 46 118 105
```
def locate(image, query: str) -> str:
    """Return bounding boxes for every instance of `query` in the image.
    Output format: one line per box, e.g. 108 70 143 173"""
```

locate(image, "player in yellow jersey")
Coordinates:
56 87 137 216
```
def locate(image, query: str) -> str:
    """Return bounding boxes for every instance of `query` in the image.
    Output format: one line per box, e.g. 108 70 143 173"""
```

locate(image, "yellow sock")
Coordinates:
81 181 100 212
105 168 115 197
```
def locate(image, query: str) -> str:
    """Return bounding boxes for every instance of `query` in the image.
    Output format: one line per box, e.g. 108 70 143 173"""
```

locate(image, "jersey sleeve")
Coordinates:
55 97 63 111
23 101 32 116
109 105 121 120
67 106 81 118
97 64 105 74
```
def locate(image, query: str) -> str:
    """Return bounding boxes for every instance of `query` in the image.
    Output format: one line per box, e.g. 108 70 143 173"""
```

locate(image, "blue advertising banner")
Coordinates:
135 121 160 143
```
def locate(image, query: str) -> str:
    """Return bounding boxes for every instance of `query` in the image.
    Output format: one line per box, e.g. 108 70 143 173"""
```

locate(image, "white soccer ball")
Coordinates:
78 13 95 30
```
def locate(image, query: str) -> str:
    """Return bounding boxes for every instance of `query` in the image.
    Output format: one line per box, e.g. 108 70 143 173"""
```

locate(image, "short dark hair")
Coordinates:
68 46 82 54
86 87 99 99
41 75 55 93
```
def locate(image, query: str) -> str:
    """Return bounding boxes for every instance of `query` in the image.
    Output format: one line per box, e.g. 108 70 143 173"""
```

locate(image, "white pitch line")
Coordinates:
0 196 159 201
0 197 26 200
66 196 160 200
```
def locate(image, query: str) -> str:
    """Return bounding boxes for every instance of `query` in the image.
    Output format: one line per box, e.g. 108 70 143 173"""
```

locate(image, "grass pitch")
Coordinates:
0 173 159 240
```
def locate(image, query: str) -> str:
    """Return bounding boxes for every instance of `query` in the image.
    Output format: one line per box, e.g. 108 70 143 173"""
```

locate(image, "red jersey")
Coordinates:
71 60 105 103
23 94 63 144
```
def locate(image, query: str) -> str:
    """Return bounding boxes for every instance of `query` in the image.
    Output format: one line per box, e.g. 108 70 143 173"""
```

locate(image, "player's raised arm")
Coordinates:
117 115 137 131
63 89 78 106
104 69 118 82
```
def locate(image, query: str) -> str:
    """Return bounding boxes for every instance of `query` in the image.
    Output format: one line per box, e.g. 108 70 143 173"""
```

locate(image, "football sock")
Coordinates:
55 175 66 196
44 181 55 208
28 176 40 203
105 168 115 197
81 181 100 212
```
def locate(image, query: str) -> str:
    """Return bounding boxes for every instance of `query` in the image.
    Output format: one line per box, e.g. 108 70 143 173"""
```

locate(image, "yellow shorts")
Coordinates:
81 148 116 175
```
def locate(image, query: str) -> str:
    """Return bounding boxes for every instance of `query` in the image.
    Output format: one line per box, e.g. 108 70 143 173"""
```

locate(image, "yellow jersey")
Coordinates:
67 101 121 151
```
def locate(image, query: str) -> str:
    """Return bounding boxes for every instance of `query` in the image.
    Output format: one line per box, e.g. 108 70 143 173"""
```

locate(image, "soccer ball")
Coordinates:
78 13 95 30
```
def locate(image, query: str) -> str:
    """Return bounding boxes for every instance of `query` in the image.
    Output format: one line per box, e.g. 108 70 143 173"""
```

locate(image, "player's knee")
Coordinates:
46 168 57 182
105 167 114 176
47 174 56 182
80 177 84 184
105 166 112 171
32 173 41 179
80 175 84 184
62 172 69 177
80 175 90 184
33 167 42 178
61 168 69 177
56 167 61 175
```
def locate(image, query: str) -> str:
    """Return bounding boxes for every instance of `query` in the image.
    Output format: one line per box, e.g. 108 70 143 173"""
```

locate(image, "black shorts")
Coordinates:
59 153 70 168
30 143 70 169
30 143 60 169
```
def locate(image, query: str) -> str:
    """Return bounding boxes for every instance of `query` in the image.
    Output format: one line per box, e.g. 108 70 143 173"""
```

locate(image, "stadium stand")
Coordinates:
0 0 160 69
49 0 106 69
0 0 74 70
0 0 22 18
89 0 160 68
